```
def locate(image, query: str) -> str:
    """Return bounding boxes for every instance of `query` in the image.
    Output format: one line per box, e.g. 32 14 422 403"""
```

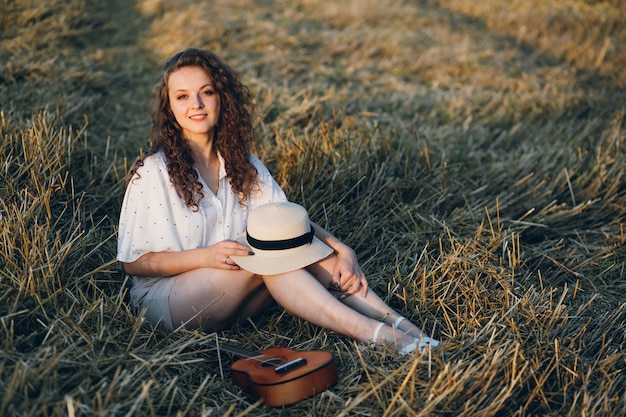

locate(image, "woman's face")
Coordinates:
167 65 221 144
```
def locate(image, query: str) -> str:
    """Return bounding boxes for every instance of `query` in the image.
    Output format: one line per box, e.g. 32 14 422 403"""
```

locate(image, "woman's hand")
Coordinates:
209 240 252 270
332 245 368 298
308 221 368 298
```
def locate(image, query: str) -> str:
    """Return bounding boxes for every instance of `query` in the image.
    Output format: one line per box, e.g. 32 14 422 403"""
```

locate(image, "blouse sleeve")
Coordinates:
117 155 186 263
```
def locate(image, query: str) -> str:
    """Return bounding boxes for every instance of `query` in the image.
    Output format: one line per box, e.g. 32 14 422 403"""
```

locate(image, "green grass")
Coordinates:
1 0 624 415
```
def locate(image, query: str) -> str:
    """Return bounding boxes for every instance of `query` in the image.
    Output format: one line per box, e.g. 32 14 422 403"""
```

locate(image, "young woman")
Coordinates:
117 47 439 354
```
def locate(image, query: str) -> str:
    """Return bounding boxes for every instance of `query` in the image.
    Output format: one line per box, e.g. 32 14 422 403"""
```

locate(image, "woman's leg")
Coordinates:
168 268 269 330
167 265 430 352
167 267 394 344
306 255 438 343
260 268 418 350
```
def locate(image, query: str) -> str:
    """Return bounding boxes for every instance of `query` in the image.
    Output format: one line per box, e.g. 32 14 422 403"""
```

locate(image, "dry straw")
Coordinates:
1 0 624 415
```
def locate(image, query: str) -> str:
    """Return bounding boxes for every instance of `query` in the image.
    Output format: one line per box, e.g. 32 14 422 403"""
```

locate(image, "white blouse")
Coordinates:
117 151 287 264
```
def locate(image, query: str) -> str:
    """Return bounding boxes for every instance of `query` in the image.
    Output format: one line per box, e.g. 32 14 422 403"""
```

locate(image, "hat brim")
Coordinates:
229 236 333 275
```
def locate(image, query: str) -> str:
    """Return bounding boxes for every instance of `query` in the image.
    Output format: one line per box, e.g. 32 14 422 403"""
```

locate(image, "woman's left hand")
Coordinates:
332 246 368 298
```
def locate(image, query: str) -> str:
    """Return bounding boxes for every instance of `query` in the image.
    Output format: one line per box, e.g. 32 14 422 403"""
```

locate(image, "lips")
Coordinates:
189 114 207 120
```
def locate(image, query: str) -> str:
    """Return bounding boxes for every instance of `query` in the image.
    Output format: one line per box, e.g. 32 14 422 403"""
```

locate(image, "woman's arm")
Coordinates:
310 221 352 255
123 240 252 277
310 221 368 297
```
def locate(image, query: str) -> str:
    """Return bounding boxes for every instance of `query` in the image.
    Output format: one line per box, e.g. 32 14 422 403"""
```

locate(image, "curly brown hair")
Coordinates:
130 48 259 210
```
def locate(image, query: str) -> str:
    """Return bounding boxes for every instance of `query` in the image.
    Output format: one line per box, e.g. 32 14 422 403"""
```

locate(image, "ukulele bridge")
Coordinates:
274 357 307 374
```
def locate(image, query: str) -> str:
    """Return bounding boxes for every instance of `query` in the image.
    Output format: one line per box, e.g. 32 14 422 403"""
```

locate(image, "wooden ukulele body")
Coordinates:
230 346 338 407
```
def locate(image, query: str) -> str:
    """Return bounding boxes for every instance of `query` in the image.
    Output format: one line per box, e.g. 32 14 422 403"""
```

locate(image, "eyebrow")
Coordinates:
171 83 215 94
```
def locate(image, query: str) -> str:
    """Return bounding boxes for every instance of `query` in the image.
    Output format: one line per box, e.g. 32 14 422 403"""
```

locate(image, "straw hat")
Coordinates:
230 201 333 275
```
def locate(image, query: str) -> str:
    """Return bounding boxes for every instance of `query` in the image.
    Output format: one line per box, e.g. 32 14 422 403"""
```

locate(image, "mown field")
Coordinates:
1 0 624 415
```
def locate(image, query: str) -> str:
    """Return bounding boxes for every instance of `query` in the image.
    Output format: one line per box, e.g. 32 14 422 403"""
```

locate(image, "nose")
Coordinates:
192 93 204 108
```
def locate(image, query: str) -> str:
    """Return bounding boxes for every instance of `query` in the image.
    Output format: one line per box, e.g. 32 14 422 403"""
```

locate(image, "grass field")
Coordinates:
1 0 624 415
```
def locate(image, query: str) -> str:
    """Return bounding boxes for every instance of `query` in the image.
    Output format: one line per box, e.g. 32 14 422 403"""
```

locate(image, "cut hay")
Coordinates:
1 0 624 415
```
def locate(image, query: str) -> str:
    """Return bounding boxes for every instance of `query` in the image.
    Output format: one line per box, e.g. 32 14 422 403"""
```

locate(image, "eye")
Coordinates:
202 89 215 96
176 94 188 100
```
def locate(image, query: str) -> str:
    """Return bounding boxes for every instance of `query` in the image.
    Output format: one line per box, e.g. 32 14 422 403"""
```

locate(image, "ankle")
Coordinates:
371 322 385 344
393 316 406 330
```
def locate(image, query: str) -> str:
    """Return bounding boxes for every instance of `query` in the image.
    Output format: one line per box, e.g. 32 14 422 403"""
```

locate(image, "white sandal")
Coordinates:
358 321 386 351
398 335 440 355
393 316 406 329
371 321 386 345
392 316 440 355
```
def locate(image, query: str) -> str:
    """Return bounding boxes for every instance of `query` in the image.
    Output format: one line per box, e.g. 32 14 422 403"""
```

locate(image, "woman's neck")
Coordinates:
188 139 220 194
187 135 216 163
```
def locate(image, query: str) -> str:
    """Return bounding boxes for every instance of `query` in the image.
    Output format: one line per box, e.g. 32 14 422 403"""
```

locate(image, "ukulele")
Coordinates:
201 342 338 407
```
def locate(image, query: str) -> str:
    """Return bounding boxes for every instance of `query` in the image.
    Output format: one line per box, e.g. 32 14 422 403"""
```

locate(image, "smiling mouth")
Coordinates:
190 114 207 120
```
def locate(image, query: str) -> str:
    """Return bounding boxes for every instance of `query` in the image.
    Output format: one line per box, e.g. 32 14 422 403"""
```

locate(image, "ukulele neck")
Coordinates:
199 341 260 359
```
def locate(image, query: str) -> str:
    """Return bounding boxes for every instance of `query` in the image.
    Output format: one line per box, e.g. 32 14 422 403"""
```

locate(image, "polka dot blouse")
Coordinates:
117 151 287 264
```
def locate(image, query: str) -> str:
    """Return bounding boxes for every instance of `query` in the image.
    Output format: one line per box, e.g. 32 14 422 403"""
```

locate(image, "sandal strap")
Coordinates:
393 316 406 329
372 322 386 344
